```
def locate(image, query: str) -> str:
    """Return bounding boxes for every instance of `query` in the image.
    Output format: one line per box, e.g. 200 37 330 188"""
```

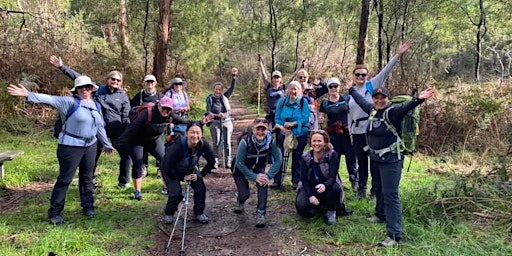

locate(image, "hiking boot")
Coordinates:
269 183 283 190
367 216 385 223
256 210 266 228
118 183 131 189
134 191 143 201
326 211 336 225
163 214 174 225
161 188 168 195
225 156 232 169
351 181 359 192
214 158 219 169
378 237 399 247
83 208 96 218
356 189 367 200
49 215 64 225
370 191 377 201
196 214 210 224
233 202 244 214
142 166 148 178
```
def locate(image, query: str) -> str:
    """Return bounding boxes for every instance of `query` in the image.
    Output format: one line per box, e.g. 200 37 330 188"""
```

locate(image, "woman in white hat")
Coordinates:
7 76 114 225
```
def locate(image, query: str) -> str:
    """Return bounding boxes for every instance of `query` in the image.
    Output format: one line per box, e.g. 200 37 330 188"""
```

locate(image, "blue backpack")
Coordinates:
53 97 101 138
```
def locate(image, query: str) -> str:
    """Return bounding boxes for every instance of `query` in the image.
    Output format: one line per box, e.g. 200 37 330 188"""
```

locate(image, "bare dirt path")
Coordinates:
149 98 314 256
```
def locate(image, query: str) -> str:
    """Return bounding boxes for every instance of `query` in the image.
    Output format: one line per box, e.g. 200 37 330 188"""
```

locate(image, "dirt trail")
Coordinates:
151 98 311 256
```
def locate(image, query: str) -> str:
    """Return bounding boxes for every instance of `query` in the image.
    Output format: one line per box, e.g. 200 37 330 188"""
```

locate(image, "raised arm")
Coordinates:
49 55 82 81
369 40 413 90
224 67 238 98
348 86 374 115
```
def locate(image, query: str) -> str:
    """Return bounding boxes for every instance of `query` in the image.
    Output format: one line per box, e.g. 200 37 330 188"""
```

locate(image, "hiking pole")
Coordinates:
164 181 191 253
220 117 227 169
281 149 290 190
179 181 192 256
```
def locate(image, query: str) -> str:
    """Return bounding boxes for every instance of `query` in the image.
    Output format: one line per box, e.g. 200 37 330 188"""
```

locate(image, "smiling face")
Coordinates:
107 72 123 89
144 80 156 91
352 68 368 86
76 85 94 100
310 133 327 153
158 105 172 117
186 125 203 146
372 94 390 110
213 83 223 97
328 83 340 96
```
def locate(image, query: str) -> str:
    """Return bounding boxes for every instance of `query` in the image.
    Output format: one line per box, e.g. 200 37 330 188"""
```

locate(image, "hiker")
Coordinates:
49 55 132 189
295 130 346 225
256 54 296 128
164 77 190 136
273 81 310 189
232 118 282 228
349 85 436 247
318 77 358 191
115 96 212 200
161 122 215 225
296 68 328 131
7 77 114 225
206 67 238 169
346 40 413 199
130 75 164 179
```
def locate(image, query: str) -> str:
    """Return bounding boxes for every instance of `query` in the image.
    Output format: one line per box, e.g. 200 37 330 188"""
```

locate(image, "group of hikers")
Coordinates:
7 39 437 247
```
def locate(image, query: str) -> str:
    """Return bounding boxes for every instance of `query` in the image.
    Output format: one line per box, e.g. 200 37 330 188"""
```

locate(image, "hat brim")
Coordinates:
71 84 99 92
253 123 268 129
372 92 389 98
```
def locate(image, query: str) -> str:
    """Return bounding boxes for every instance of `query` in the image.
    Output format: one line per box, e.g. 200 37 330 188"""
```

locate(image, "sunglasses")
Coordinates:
298 76 307 80
110 77 122 82
272 76 281 79
77 85 94 90
145 80 155 83
161 107 172 112
354 73 367 77
328 85 339 89
254 118 269 124
173 82 183 86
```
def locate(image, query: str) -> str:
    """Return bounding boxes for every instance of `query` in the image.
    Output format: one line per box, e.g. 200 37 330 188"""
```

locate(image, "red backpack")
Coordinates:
129 103 155 125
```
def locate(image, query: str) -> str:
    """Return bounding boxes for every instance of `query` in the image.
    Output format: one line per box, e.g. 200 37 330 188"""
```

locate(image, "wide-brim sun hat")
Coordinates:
71 76 98 92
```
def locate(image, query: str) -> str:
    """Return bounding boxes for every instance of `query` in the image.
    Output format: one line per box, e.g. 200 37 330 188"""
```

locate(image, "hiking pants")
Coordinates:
295 183 341 218
129 138 165 179
233 175 269 211
352 134 378 194
372 159 404 241
329 132 357 185
163 177 206 216
48 143 97 217
95 127 132 185
210 119 233 165
273 133 308 187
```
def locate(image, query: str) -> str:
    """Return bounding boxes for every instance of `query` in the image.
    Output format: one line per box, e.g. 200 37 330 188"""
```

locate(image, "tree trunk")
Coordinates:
154 0 173 85
375 0 384 70
143 0 150 75
356 0 371 65
119 0 129 70
269 0 278 72
475 0 486 82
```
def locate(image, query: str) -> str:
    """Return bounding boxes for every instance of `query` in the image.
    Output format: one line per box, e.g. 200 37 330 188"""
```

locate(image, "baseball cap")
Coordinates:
271 71 282 78
372 87 391 98
159 96 173 108
326 77 341 86
144 75 156 82
253 118 269 129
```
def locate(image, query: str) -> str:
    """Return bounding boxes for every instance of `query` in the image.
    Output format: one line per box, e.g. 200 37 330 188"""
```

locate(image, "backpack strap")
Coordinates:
365 81 374 95
383 107 402 160
146 104 154 125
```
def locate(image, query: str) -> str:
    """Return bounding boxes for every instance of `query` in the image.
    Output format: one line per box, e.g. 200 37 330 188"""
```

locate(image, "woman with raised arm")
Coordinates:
349 85 435 247
8 76 114 225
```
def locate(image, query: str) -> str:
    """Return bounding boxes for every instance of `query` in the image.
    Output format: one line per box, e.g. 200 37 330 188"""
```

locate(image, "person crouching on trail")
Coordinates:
161 123 215 225
232 118 282 228
295 130 346 225
349 86 435 247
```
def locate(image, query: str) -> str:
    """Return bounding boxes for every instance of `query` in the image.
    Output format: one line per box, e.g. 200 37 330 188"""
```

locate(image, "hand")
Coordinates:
418 87 436 100
315 184 326 193
301 58 308 68
103 148 114 157
283 127 292 136
218 112 225 119
49 55 63 68
256 173 269 186
7 84 29 97
396 39 413 58
184 174 198 182
309 196 320 205
344 79 353 90
255 54 262 62
232 67 238 76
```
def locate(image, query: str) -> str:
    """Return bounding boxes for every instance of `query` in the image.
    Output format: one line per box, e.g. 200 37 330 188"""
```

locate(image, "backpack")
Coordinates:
369 94 420 156
129 103 155 125
53 97 101 138
320 94 350 112
279 96 306 111
231 128 274 175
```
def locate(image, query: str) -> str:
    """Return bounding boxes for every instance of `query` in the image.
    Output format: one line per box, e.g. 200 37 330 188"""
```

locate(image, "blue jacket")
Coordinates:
275 96 310 137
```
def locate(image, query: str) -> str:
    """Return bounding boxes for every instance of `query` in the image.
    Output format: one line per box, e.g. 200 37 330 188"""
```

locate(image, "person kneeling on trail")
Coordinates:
232 118 282 228
349 86 436 247
295 130 349 225
160 123 216 225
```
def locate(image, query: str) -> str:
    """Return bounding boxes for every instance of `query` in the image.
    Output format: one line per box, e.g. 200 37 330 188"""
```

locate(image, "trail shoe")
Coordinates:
118 183 131 189
134 191 143 201
378 237 399 247
351 181 359 192
326 211 336 225
256 210 266 228
161 188 168 195
49 215 64 225
269 183 283 190
83 208 96 218
356 189 367 200
370 191 377 201
214 158 219 169
367 216 385 223
233 202 245 214
196 214 210 224
163 214 174 225
142 166 148 178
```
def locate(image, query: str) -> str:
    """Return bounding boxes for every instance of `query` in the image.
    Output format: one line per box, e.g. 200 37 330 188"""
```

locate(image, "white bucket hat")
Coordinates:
71 76 98 92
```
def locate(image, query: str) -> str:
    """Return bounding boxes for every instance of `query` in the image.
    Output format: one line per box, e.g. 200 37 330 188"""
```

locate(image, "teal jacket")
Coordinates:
275 96 310 137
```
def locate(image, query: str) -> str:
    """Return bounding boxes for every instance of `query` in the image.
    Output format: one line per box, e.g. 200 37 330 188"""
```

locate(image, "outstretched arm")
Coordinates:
49 55 82 81
224 67 238 98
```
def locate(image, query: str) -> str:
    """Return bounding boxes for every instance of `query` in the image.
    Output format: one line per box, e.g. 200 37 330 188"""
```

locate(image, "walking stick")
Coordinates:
220 117 227 169
281 148 289 190
164 181 192 253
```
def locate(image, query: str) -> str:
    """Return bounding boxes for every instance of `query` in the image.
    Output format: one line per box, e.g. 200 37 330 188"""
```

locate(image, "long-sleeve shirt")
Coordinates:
300 150 340 198
28 92 112 149
58 65 131 131
275 96 311 137
206 76 237 121
161 139 215 181
235 137 282 181
130 90 164 107
347 56 400 134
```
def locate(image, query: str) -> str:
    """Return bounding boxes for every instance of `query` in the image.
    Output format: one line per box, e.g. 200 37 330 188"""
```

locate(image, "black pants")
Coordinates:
95 127 132 185
48 143 97 217
163 175 206 216
129 138 165 179
233 174 269 211
352 134 378 193
329 131 358 184
295 183 341 218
